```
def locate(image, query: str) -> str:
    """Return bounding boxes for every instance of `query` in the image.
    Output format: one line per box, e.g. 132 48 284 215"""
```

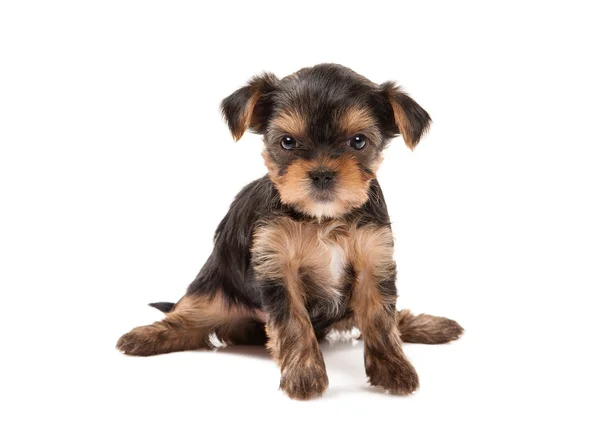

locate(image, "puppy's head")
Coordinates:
221 64 431 219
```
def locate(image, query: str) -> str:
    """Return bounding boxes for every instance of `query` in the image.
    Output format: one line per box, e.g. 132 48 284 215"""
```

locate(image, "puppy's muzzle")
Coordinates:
309 169 336 190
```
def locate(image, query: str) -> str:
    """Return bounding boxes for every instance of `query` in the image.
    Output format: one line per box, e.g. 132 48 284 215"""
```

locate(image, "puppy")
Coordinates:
116 64 463 400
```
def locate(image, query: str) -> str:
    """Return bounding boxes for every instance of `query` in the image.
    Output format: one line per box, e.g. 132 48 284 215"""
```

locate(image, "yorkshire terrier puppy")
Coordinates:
117 64 463 399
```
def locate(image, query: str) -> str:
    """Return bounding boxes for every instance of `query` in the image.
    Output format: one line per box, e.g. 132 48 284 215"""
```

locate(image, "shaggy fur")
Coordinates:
116 64 463 400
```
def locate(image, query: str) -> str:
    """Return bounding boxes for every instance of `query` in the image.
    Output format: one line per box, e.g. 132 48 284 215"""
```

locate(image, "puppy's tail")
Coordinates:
149 302 175 313
397 310 464 344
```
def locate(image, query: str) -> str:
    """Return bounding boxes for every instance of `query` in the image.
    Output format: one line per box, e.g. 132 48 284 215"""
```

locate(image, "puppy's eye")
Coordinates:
349 134 367 150
281 136 297 150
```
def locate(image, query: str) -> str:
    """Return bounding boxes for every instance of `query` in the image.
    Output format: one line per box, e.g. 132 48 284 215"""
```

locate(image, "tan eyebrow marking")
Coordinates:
338 106 377 136
271 109 307 137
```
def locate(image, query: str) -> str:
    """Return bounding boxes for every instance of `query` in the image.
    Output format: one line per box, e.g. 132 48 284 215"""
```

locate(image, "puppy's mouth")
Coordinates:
311 190 335 202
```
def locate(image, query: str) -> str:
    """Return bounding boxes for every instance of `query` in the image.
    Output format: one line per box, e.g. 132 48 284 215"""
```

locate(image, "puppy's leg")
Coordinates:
116 293 245 356
350 226 419 395
252 222 328 400
261 282 328 400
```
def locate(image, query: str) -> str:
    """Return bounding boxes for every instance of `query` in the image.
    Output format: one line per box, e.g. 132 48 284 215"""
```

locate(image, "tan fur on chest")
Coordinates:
252 217 395 309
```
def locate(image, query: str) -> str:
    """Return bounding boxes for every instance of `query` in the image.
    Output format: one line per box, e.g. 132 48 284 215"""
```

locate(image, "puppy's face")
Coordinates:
221 64 431 219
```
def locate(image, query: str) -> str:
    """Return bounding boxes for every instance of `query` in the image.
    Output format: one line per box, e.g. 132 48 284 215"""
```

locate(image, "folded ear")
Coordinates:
220 72 279 141
380 81 431 150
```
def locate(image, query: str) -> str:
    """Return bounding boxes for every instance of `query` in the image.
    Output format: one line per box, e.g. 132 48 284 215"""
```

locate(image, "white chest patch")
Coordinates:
327 243 346 286
311 203 337 221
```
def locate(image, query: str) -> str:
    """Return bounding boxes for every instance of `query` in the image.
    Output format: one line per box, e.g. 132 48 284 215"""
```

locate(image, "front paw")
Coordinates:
280 361 329 400
365 351 419 395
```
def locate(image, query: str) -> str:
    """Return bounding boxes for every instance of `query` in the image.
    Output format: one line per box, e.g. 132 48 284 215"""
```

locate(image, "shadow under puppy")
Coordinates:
117 64 463 399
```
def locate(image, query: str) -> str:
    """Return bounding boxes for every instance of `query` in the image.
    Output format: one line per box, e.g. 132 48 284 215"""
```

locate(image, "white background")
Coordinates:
1 1 599 427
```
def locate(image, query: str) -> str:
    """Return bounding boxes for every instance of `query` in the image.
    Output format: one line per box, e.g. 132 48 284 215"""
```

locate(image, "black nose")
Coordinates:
309 169 336 189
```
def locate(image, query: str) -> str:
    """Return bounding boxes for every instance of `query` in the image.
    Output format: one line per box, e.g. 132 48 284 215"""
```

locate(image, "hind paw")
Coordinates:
398 311 464 344
116 326 162 356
